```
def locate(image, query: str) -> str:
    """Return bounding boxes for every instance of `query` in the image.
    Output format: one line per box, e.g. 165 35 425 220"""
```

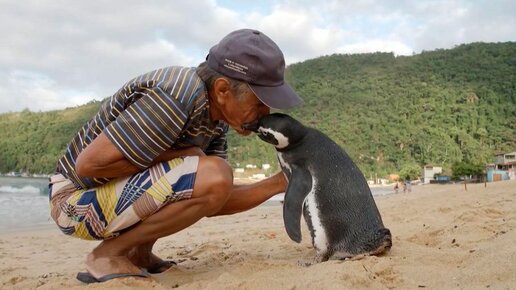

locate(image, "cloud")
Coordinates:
250 5 343 63
0 0 244 112
0 0 514 113
1 70 94 112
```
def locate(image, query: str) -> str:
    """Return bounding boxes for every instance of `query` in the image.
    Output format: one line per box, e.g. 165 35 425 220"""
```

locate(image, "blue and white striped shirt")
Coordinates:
56 66 228 189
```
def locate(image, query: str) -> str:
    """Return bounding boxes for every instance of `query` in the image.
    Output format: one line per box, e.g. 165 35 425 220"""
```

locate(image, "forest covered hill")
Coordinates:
1 42 515 177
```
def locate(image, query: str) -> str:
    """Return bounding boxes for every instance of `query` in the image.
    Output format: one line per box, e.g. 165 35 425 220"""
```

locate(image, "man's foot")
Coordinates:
128 249 176 274
85 253 149 281
146 260 177 274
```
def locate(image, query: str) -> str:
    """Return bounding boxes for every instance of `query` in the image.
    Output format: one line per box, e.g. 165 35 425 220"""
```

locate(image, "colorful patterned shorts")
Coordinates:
48 157 198 240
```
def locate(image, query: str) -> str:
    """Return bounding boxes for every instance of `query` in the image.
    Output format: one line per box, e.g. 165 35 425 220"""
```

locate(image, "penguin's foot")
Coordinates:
297 252 328 266
297 259 316 267
346 253 368 261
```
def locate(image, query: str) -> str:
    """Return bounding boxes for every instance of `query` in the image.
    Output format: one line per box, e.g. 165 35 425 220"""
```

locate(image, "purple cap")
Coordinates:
207 29 303 109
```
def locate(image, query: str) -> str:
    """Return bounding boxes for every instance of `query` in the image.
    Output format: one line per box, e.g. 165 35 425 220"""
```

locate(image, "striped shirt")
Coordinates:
56 66 228 189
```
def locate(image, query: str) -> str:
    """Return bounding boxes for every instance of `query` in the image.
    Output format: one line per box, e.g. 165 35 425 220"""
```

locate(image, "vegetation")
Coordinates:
1 42 515 178
451 161 485 180
398 164 422 181
233 42 516 177
0 101 102 173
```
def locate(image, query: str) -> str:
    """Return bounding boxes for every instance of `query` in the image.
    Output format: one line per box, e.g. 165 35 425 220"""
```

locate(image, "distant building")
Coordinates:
495 151 516 165
422 165 442 184
487 151 515 182
434 175 451 183
252 173 266 180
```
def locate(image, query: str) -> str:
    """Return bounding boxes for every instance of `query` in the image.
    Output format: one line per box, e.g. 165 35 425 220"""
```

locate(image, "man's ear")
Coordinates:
213 77 231 105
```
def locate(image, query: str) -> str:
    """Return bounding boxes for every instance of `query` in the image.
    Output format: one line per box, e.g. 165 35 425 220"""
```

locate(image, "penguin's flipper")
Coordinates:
283 165 312 243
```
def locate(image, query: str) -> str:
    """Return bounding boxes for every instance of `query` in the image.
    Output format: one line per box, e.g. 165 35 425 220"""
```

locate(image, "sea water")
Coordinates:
0 176 52 232
0 176 394 232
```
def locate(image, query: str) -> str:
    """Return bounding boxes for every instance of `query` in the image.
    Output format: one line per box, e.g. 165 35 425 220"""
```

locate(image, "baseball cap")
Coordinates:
206 28 303 110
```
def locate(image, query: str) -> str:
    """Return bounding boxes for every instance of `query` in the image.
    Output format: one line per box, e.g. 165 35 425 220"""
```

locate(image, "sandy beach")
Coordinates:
1 180 515 289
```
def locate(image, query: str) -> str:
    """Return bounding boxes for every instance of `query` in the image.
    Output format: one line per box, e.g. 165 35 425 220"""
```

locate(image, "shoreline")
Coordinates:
1 180 515 289
0 178 393 233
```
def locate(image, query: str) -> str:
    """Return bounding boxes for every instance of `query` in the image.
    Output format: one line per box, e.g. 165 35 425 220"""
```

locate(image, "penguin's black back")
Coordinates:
280 126 387 254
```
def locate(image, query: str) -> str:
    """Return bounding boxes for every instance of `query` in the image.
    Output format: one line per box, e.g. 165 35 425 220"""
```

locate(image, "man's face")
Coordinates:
222 87 270 136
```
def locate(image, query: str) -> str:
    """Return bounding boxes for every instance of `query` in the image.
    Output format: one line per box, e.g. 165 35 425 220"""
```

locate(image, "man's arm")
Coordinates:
75 132 204 178
77 131 286 213
209 171 287 216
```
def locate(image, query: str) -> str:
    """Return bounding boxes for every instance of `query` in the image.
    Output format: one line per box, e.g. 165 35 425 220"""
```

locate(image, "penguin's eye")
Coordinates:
262 132 271 137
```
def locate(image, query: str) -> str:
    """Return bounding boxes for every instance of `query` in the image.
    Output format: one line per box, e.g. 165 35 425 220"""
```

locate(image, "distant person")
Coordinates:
394 182 399 193
402 181 407 193
48 29 303 283
406 180 412 193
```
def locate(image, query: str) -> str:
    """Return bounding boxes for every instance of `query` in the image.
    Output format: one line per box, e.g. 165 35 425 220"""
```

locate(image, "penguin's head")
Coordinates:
242 113 307 150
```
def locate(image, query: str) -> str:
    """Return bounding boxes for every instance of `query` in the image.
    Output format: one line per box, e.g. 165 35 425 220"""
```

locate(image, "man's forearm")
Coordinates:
75 130 207 178
78 159 141 178
153 147 206 163
210 171 287 216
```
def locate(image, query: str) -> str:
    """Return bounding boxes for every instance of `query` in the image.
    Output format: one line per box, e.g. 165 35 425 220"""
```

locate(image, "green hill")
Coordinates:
1 42 515 177
0 102 102 173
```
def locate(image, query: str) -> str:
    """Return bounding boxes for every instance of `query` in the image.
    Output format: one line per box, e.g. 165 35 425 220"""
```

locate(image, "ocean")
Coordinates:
0 176 394 233
0 176 52 232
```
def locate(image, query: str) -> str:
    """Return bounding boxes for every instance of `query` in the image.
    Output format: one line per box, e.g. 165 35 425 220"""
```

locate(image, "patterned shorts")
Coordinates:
48 156 198 240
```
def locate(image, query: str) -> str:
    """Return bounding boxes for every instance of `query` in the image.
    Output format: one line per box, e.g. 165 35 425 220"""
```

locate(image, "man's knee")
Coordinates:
194 156 233 214
199 156 233 188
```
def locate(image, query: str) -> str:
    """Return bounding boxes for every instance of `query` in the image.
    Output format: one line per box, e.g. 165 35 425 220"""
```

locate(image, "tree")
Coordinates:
399 164 421 181
451 161 484 180
1 43 515 175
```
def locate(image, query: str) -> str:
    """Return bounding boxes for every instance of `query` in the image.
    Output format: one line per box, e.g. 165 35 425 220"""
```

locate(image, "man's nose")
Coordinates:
242 120 259 132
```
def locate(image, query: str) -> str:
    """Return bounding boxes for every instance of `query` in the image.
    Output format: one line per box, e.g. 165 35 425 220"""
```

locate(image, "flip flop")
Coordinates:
146 260 177 274
76 270 150 284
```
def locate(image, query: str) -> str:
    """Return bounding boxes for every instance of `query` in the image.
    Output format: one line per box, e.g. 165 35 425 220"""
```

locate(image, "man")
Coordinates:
48 28 303 283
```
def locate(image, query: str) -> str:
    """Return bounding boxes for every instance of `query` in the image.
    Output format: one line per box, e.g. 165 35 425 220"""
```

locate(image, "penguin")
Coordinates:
242 113 392 264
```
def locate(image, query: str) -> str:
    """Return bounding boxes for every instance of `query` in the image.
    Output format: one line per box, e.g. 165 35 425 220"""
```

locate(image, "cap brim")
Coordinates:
248 82 303 110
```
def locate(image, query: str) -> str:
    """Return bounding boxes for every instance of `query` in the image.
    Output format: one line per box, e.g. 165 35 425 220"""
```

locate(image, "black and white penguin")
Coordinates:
243 113 392 264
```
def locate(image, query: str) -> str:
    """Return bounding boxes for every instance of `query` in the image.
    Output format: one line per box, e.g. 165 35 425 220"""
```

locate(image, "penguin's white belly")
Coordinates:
304 176 328 253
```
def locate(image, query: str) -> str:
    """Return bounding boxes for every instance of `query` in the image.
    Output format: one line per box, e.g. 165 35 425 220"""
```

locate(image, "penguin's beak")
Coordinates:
242 120 259 132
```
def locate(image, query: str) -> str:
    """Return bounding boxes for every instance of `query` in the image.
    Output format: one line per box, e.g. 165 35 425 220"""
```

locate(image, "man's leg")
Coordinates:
85 156 233 278
85 158 287 278
126 171 287 272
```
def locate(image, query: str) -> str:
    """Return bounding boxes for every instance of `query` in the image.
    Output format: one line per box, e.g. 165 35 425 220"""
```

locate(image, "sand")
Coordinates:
1 180 515 290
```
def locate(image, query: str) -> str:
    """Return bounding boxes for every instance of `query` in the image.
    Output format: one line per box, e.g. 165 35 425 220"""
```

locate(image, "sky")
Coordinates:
0 0 514 113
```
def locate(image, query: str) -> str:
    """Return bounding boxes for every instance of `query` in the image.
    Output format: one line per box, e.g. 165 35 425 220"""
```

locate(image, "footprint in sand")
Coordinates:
456 207 503 223
406 228 445 247
373 267 403 288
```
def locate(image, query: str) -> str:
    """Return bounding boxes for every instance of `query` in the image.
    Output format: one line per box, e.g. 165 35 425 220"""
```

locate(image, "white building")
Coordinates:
422 165 442 184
